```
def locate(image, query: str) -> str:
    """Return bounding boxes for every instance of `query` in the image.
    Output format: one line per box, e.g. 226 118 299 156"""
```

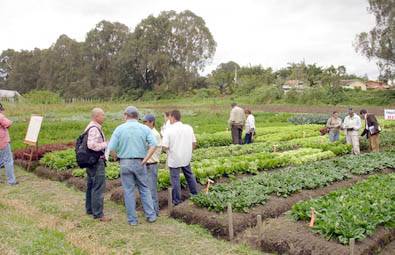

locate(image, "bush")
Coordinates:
24 90 62 104
288 113 347 125
251 86 283 103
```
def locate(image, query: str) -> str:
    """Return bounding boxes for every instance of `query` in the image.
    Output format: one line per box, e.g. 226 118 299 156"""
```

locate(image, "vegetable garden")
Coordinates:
12 108 395 255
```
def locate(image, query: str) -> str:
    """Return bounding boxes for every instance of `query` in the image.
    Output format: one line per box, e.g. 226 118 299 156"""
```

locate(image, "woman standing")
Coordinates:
0 103 17 185
244 109 255 144
326 111 342 142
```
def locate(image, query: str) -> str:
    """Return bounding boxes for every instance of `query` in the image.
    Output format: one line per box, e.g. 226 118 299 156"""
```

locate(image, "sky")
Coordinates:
0 0 379 78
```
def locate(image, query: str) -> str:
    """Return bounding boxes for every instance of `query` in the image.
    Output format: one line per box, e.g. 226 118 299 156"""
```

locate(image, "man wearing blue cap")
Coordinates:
143 114 161 216
107 106 157 225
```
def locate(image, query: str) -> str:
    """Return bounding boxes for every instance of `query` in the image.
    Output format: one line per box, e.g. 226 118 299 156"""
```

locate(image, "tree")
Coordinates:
209 61 240 94
119 10 216 94
354 0 395 81
84 20 130 96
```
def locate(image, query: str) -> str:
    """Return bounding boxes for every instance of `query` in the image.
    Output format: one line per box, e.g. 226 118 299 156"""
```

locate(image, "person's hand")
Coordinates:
141 158 148 165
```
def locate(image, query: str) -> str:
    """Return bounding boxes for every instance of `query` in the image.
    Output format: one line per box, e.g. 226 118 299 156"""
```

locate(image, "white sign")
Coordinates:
24 115 43 145
384 109 395 120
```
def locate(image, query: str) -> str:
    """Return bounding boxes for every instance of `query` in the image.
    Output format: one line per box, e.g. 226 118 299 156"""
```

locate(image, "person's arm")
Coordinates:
142 129 157 165
326 118 332 128
228 109 234 126
0 115 12 129
87 127 107 152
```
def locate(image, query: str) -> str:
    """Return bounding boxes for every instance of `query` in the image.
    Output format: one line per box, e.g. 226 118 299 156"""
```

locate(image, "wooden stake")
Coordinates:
168 188 173 210
257 215 262 239
309 208 315 227
205 179 214 194
227 202 234 240
349 238 355 255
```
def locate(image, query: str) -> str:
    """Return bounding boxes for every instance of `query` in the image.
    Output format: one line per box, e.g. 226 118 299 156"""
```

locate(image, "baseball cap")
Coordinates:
124 106 139 116
143 114 155 122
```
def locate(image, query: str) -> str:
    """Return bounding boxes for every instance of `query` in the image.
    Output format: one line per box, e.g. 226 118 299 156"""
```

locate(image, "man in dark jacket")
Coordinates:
360 109 380 152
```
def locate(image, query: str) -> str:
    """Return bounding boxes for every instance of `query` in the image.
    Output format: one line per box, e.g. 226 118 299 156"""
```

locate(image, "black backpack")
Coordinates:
75 126 104 168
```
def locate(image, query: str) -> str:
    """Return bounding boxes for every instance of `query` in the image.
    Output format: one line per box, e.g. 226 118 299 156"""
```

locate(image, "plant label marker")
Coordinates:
349 238 355 255
227 202 234 240
309 208 315 227
205 179 214 194
168 188 173 210
257 215 262 239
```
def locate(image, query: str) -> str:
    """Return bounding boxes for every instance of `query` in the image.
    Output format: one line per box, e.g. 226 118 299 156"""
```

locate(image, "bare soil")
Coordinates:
34 166 73 182
170 169 394 240
377 240 395 255
250 215 395 255
65 177 121 193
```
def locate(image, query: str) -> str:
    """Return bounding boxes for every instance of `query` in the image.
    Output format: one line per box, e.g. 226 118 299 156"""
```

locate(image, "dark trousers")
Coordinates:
169 165 198 205
86 159 106 218
231 125 243 145
244 133 253 144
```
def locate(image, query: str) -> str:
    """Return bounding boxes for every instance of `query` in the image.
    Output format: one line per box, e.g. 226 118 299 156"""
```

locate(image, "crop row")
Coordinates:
291 173 395 244
190 152 395 212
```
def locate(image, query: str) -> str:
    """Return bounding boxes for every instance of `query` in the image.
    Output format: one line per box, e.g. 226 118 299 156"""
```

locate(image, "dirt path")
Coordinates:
0 167 263 255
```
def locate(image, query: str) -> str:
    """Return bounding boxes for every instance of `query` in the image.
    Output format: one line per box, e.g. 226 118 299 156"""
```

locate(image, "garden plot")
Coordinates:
242 173 395 255
170 152 395 240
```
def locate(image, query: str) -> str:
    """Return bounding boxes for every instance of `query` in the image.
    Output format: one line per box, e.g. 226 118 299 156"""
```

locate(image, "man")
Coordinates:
343 108 362 155
326 111 342 142
360 109 380 152
228 103 245 145
143 114 161 216
162 110 198 206
107 106 157 225
0 103 17 185
85 108 110 222
160 112 171 136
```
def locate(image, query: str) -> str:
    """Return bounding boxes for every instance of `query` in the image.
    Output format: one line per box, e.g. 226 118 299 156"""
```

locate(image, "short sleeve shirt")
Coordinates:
162 122 196 168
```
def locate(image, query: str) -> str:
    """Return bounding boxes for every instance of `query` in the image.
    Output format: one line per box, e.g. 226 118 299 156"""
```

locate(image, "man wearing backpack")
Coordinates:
84 108 111 222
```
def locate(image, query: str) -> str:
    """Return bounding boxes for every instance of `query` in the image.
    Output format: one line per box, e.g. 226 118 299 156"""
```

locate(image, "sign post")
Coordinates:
23 115 43 170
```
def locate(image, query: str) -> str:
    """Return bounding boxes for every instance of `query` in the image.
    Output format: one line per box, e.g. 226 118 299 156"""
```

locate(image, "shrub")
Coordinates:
24 90 62 104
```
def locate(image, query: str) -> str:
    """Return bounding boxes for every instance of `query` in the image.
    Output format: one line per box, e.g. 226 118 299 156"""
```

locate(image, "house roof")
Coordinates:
0 89 21 98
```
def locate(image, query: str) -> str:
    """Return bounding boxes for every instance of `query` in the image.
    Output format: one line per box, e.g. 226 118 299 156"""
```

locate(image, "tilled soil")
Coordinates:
170 169 394 240
110 184 203 210
253 216 395 255
66 177 121 192
34 166 73 182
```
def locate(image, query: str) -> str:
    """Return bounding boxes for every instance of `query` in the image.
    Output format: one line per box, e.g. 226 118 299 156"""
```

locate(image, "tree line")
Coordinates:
0 0 393 99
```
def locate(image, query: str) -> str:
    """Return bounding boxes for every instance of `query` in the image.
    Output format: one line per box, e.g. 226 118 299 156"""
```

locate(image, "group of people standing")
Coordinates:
84 106 198 225
228 103 256 145
326 108 381 154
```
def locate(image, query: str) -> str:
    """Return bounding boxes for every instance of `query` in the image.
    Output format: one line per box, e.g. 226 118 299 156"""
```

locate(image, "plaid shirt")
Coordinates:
85 121 107 152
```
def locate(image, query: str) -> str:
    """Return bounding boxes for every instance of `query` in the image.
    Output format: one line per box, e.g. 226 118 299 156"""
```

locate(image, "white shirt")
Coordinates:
147 128 162 164
245 114 255 133
160 119 171 136
162 121 196 168
343 115 362 131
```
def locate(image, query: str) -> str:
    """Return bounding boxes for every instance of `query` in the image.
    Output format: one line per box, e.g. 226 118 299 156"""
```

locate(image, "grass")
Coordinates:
0 167 263 255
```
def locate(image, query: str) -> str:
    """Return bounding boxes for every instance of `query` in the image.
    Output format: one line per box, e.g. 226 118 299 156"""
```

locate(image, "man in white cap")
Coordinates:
143 114 161 216
107 106 157 225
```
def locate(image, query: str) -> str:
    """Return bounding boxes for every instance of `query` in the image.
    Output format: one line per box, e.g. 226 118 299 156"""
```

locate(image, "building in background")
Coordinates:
0 89 21 102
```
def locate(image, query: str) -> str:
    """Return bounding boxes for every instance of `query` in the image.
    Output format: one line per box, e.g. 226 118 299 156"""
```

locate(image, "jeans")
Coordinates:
120 159 156 224
146 163 159 215
329 131 340 142
231 125 243 145
244 133 253 144
169 164 198 205
86 159 105 218
0 143 16 184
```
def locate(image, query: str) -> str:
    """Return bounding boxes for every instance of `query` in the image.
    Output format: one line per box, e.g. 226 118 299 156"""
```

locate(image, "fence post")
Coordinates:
349 238 355 255
168 188 173 210
257 215 262 239
227 202 234 240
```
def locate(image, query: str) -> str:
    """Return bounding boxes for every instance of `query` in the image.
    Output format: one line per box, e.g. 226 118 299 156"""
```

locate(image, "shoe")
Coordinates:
86 211 93 215
147 217 156 223
129 222 138 226
9 181 19 186
96 216 112 222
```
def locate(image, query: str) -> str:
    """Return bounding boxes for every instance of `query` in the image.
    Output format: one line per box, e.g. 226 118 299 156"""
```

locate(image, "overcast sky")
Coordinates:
0 0 378 78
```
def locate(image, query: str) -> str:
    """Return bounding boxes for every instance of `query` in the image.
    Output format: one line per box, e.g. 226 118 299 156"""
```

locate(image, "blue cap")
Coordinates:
143 114 155 122
124 106 139 117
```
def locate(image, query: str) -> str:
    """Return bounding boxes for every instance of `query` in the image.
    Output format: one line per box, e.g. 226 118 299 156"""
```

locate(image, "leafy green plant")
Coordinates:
291 173 395 244
40 149 77 171
191 152 395 212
